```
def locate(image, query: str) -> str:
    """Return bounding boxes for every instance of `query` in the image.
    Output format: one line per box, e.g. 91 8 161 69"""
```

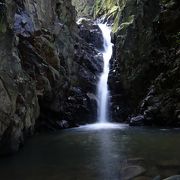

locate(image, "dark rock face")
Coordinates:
78 18 104 50
109 58 130 122
109 0 180 126
113 0 160 109
0 0 103 154
0 0 40 154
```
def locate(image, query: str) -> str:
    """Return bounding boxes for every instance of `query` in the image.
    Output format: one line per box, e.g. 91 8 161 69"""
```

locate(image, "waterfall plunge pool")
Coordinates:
1 124 180 180
0 23 179 180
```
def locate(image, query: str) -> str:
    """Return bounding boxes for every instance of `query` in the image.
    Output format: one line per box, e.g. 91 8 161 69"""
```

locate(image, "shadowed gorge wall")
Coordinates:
0 0 103 154
73 0 180 125
109 0 180 126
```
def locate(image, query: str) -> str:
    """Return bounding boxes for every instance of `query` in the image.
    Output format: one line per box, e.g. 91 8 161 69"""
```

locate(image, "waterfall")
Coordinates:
97 24 113 123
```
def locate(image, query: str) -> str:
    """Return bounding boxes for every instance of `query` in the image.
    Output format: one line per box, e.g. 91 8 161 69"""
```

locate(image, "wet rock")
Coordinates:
129 115 145 126
163 175 180 180
153 176 161 180
56 120 69 128
108 64 130 122
120 165 146 180
74 36 103 94
78 18 104 50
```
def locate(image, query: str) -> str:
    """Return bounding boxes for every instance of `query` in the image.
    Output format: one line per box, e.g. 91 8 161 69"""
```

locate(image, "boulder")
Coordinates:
129 115 145 126
163 175 180 180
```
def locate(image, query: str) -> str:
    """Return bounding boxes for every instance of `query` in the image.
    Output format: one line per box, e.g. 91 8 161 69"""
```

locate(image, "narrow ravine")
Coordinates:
0 0 180 179
97 24 113 123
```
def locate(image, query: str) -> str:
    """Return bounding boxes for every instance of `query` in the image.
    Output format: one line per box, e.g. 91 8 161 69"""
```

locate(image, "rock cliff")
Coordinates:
0 0 103 154
73 0 180 126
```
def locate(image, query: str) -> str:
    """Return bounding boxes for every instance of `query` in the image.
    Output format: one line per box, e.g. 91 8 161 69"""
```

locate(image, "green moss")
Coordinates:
93 0 129 33
72 0 95 17
93 0 119 18
119 15 134 31
108 5 118 14
160 0 175 7
174 32 180 45
112 11 120 33
0 15 6 33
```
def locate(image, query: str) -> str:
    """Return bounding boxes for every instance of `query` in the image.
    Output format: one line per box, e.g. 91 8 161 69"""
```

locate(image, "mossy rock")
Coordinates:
93 0 119 18
119 15 134 31
72 0 95 17
93 0 129 33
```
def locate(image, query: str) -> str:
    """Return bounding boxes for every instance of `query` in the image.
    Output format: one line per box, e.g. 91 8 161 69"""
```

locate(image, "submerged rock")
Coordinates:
120 165 146 180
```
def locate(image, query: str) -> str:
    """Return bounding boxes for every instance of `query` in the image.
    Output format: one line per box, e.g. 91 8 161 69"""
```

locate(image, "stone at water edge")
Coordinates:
120 165 146 180
153 175 161 180
163 175 180 180
129 115 145 126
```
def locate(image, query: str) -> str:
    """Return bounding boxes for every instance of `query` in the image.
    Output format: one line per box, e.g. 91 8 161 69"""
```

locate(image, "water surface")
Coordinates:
0 124 180 180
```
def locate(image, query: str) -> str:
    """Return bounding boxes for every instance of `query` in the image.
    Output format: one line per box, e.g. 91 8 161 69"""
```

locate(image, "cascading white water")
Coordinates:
97 24 113 123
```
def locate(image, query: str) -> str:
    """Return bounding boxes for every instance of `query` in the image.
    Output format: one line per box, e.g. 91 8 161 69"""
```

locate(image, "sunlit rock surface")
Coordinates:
72 0 95 18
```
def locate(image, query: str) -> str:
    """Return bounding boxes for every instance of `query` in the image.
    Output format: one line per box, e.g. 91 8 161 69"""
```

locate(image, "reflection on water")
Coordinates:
98 127 119 179
77 123 128 130
0 124 180 180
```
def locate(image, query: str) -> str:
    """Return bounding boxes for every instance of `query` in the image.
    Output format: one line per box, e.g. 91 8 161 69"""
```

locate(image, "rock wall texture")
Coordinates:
109 0 180 126
74 0 180 126
0 0 103 154
72 0 95 18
